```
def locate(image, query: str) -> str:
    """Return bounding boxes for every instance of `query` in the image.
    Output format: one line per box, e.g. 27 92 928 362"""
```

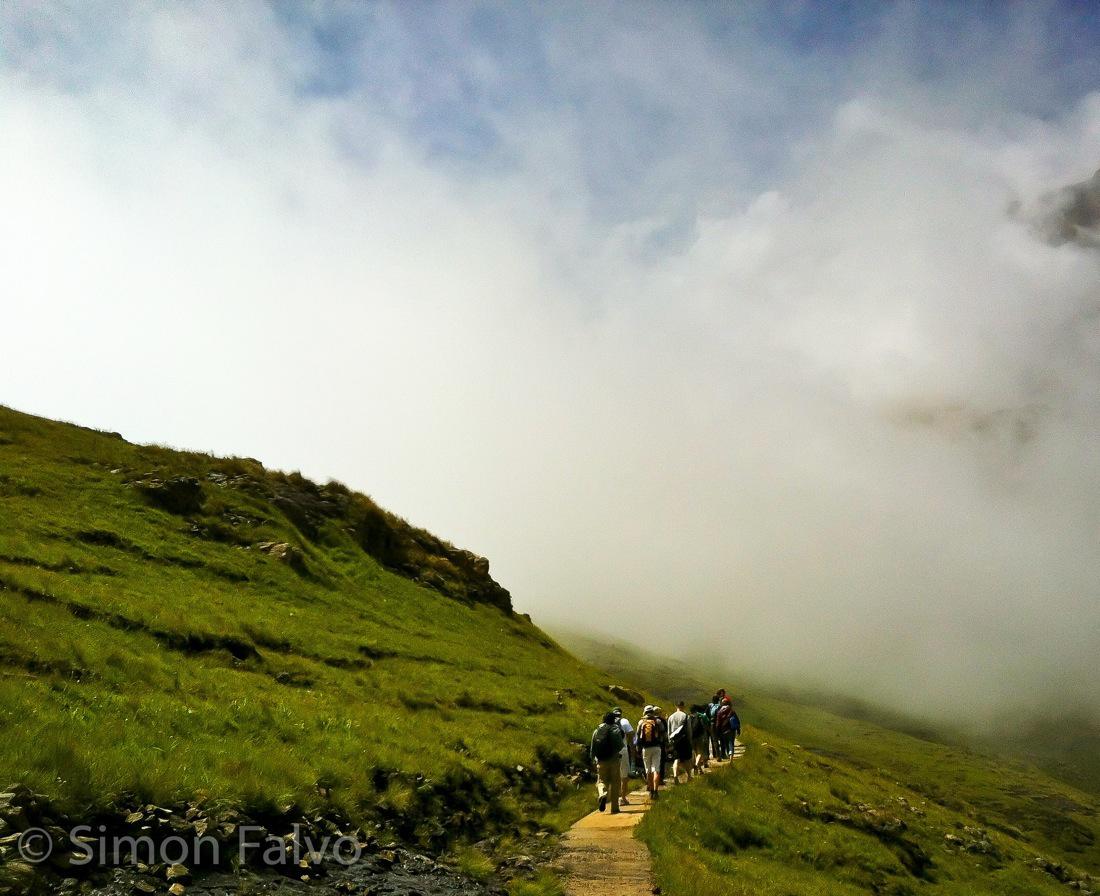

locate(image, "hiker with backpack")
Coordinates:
665 701 692 784
654 707 670 782
715 696 733 759
707 693 723 759
727 705 742 756
590 711 625 814
689 704 710 774
612 707 635 805
635 705 666 799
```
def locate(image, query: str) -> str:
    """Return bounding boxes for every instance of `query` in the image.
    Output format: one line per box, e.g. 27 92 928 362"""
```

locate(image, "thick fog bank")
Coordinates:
3 2 1099 729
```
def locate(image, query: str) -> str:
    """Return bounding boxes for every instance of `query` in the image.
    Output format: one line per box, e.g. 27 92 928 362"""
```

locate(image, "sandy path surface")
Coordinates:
560 741 746 896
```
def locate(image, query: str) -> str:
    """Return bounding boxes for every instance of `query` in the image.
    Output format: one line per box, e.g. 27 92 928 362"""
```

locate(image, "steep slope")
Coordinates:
560 633 1100 896
0 406 626 848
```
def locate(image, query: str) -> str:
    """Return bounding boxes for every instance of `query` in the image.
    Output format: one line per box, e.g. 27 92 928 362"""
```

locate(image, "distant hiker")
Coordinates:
715 697 732 760
590 711 625 814
728 706 742 755
636 705 666 798
653 706 670 781
707 694 722 758
666 701 692 783
689 704 710 774
612 707 635 805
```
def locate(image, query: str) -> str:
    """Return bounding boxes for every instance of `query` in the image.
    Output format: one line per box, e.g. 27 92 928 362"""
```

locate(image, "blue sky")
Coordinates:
2 1 1099 722
261 2 1100 214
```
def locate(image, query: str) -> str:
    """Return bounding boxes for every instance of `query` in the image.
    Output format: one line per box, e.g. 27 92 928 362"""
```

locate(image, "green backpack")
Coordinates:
593 722 625 760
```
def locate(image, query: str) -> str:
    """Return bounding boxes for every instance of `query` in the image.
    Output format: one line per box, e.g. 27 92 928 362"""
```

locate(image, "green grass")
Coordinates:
0 405 641 847
561 633 1100 896
7 403 1099 896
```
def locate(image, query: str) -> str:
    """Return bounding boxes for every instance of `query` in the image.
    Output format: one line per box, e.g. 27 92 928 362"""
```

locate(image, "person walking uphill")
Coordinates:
689 704 710 774
590 711 625 813
715 697 732 760
612 707 635 805
666 701 692 783
707 694 723 759
636 705 666 799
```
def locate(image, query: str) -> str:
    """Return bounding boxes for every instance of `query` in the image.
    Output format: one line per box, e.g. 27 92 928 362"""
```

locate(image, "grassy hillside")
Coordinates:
560 632 1100 896
7 403 1097 896
980 714 1100 798
0 406 630 849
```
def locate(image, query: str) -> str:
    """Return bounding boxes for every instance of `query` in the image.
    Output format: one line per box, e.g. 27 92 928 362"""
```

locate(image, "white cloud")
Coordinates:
2 1 1099 725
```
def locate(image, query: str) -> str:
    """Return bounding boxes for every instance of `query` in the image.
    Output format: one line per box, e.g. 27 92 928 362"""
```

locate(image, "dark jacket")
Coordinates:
715 704 731 732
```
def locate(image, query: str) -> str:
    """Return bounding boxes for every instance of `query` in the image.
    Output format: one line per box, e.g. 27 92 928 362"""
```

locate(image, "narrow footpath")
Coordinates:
560 740 747 896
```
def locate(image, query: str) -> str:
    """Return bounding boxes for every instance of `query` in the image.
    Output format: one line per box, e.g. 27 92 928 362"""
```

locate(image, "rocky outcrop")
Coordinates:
254 541 307 574
135 477 205 516
605 685 645 707
251 474 513 611
129 466 512 612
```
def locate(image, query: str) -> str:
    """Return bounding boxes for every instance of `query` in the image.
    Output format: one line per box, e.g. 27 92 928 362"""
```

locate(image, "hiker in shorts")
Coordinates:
653 707 670 782
665 701 692 784
612 707 635 805
635 705 665 799
590 711 624 814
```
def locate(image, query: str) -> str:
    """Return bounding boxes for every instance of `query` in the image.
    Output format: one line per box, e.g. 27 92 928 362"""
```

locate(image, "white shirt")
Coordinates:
617 717 634 753
666 709 688 740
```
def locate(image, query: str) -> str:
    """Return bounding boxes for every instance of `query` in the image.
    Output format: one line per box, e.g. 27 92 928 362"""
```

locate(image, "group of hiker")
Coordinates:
588 689 742 814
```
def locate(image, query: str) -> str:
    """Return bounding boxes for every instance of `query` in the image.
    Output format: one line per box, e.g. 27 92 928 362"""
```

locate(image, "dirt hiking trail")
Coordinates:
560 740 746 896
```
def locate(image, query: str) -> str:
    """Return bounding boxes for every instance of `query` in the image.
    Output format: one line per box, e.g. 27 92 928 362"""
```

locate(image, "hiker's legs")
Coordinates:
595 767 606 800
642 746 661 795
670 742 683 782
619 749 631 803
596 759 618 811
608 764 621 813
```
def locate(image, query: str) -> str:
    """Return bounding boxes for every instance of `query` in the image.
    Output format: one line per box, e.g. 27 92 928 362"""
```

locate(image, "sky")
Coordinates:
2 1 1099 727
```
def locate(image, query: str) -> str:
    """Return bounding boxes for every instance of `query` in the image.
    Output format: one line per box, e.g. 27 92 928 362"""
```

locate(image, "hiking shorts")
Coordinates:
641 745 662 776
620 747 630 779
